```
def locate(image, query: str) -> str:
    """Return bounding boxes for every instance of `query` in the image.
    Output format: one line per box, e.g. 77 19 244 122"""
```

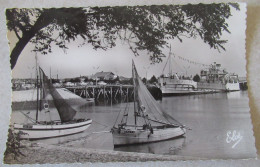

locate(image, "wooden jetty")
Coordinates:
65 85 162 102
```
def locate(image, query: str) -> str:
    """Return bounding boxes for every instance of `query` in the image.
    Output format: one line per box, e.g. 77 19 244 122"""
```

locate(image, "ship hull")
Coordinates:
159 77 200 96
197 82 240 92
226 83 240 91
160 87 220 96
14 119 92 139
112 126 185 146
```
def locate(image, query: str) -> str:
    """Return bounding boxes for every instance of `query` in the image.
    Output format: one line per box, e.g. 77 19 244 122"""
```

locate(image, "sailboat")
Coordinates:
111 61 186 146
13 67 92 140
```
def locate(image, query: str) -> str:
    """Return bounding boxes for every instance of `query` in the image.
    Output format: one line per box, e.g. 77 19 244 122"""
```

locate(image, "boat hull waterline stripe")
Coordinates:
113 127 185 145
14 122 91 131
14 122 92 139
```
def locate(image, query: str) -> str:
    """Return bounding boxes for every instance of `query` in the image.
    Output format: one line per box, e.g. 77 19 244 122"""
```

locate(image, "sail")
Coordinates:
39 67 50 111
132 61 182 126
39 67 77 122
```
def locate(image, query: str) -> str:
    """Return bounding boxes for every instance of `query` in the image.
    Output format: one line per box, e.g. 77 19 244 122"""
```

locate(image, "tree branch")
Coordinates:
14 28 21 40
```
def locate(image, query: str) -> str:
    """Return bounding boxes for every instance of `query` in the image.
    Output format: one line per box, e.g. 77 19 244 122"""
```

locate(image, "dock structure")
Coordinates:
66 85 135 102
65 84 162 102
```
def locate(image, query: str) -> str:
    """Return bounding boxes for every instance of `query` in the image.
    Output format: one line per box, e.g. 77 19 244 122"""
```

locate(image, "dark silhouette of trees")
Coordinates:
70 78 80 83
6 4 239 69
84 77 89 82
149 75 158 84
115 76 120 81
4 128 26 161
120 78 132 85
51 78 60 83
142 77 147 84
193 74 201 82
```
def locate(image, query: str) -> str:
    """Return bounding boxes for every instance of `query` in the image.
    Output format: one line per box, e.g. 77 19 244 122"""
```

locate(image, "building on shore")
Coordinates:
12 78 36 90
91 71 118 81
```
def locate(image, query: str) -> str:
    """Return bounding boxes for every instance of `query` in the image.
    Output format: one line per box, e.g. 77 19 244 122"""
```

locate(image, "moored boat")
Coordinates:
14 119 92 139
111 61 186 146
14 67 92 140
198 62 240 92
112 124 185 146
159 49 199 96
159 73 198 96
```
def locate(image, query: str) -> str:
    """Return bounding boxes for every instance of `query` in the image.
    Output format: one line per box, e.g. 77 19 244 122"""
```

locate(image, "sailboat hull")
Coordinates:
112 126 185 146
13 119 92 140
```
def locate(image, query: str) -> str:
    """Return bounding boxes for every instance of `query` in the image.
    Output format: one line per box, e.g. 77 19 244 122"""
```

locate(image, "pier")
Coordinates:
65 85 162 102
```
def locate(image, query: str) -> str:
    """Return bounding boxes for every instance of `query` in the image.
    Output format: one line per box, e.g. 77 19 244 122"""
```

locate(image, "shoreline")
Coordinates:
4 142 206 164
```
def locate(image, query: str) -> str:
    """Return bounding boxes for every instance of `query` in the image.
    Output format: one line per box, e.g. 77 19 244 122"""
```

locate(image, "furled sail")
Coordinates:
132 61 183 126
39 67 77 122
39 67 50 111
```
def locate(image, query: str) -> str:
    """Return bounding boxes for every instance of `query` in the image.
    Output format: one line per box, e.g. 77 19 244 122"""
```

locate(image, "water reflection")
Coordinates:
115 136 186 155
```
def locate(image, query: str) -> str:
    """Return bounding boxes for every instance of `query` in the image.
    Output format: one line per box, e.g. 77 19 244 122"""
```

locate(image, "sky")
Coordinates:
10 3 247 80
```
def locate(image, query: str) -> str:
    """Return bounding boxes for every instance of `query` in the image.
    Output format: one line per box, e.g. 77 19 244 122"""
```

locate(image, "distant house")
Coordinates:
92 71 117 81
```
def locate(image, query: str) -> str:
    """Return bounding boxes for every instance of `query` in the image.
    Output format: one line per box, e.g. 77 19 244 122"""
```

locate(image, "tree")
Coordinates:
70 78 80 83
149 75 158 84
84 77 89 82
142 77 147 84
4 128 26 161
115 76 120 81
193 74 201 82
51 78 59 83
6 4 239 69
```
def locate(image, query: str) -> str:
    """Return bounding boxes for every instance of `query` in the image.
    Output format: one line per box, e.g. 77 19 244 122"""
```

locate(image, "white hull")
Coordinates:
159 77 199 95
160 87 221 95
226 83 240 91
161 87 216 95
14 119 92 139
197 82 240 92
112 126 185 146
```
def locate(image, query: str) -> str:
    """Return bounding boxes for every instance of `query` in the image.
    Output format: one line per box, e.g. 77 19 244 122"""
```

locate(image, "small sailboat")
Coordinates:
111 61 186 146
14 67 92 140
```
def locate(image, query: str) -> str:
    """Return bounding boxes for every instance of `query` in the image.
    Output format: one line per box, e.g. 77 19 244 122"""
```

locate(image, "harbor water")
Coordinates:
10 91 257 159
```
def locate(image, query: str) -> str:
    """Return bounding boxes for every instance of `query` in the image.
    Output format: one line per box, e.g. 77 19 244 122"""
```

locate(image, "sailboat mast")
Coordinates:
132 61 137 127
169 45 172 76
36 74 39 122
35 54 39 122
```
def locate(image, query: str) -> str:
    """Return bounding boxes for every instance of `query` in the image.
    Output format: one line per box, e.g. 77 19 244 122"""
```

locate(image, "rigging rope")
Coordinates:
18 88 37 124
162 54 171 74
18 111 36 123
113 104 124 127
92 119 110 128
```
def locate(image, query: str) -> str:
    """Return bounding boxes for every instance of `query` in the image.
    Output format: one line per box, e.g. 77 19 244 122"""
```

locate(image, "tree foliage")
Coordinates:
193 74 201 82
70 78 81 83
149 75 158 84
4 128 26 161
6 3 239 69
142 77 147 84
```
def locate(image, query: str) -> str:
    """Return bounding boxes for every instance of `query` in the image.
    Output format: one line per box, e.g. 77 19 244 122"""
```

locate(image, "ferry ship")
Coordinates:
159 73 199 96
197 62 240 92
159 50 203 96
